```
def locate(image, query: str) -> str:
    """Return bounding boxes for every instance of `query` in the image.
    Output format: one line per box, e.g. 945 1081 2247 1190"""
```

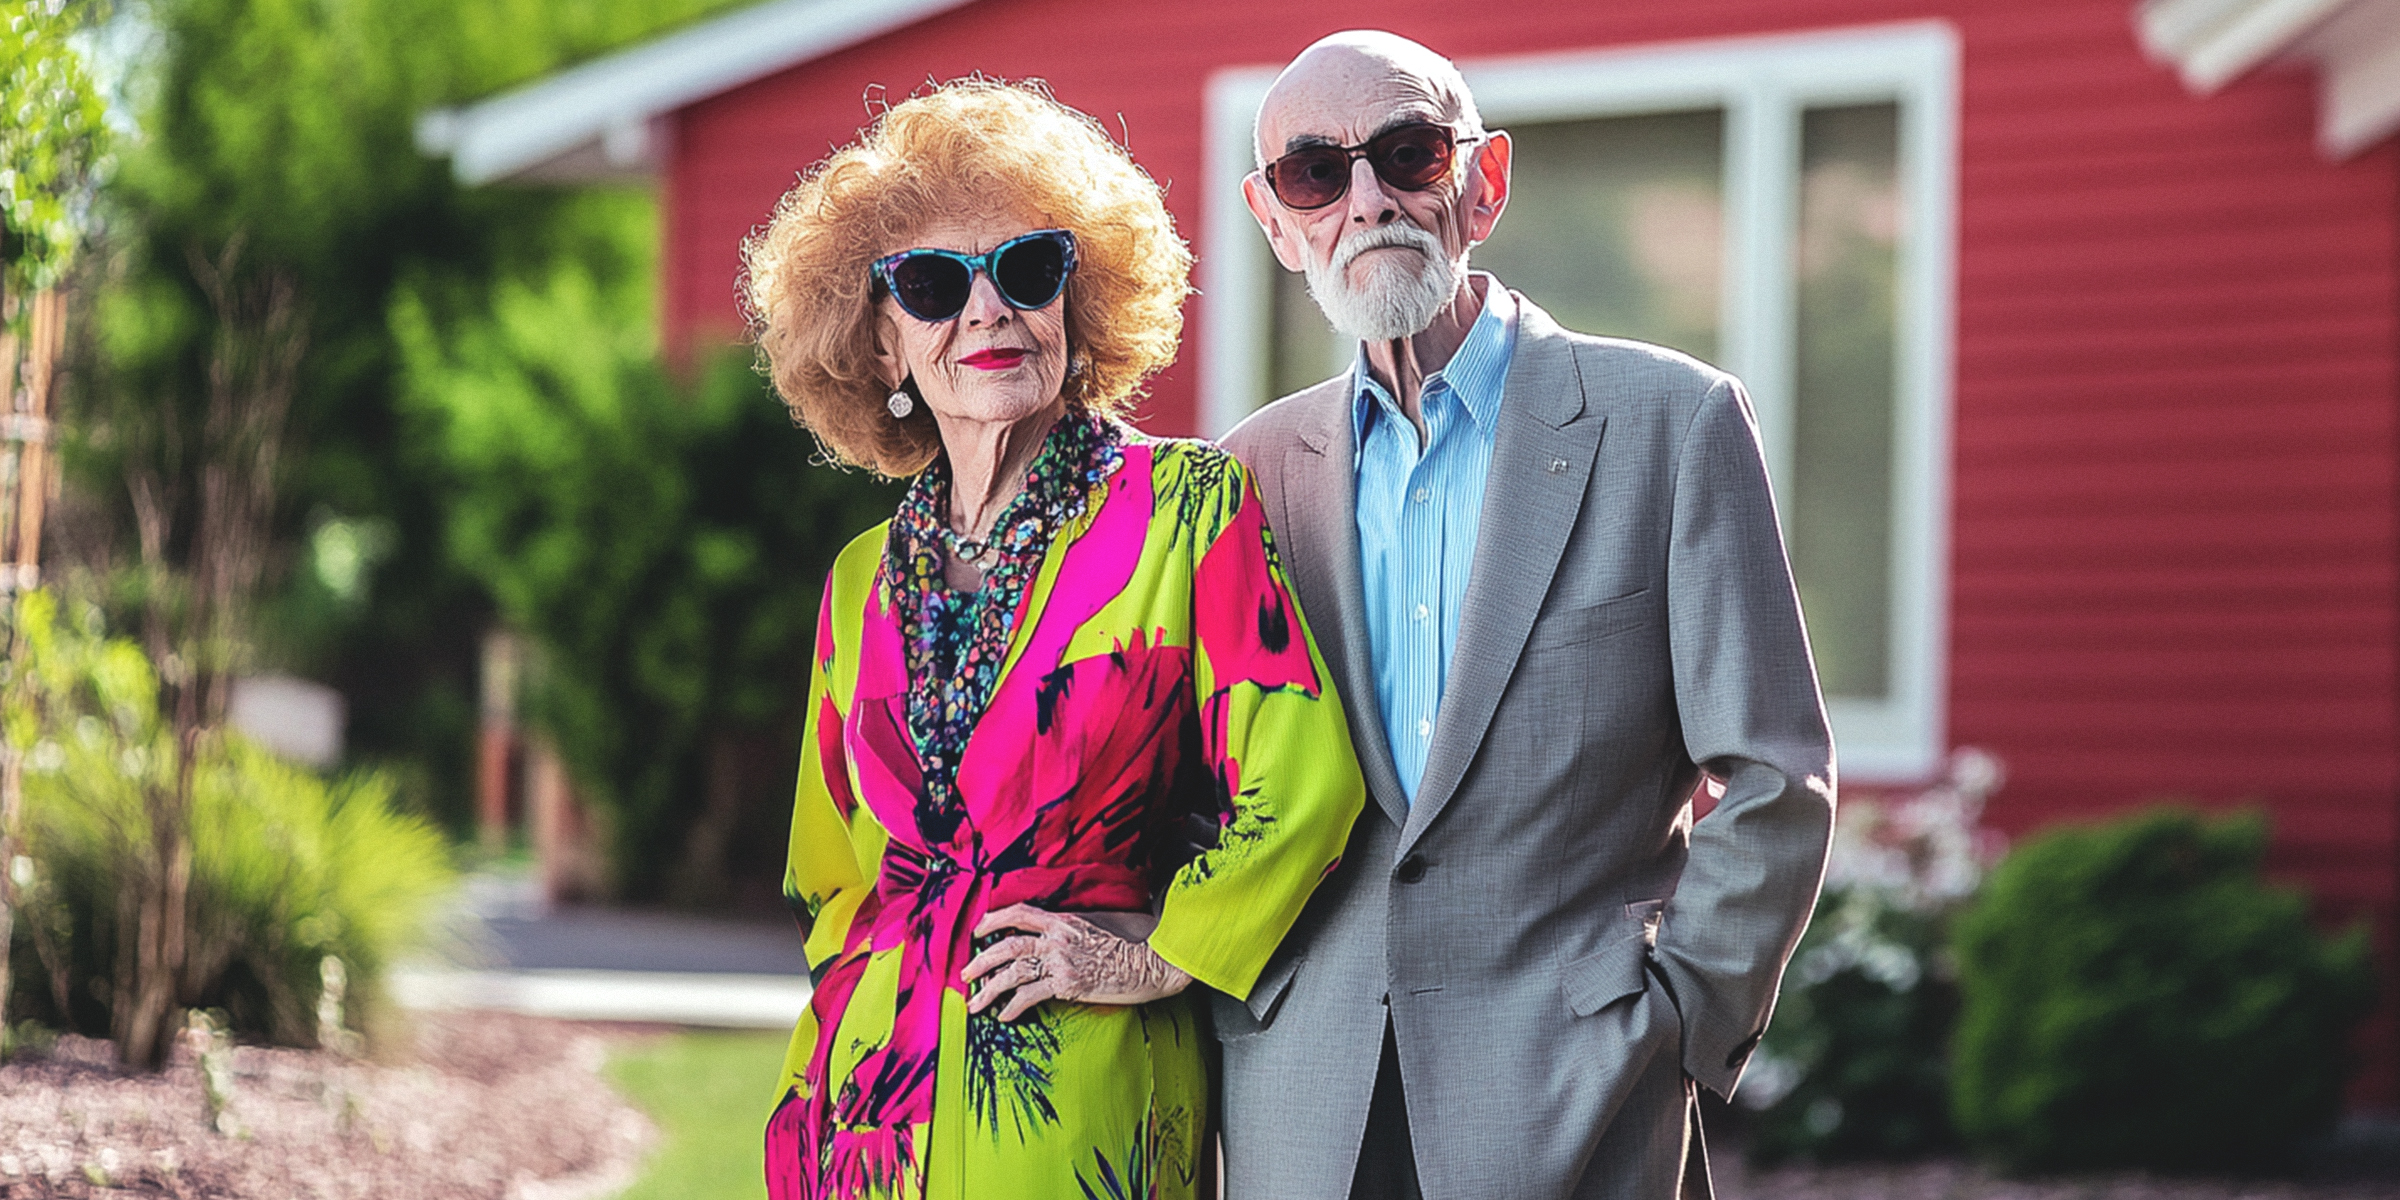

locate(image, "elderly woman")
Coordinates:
742 80 1365 1200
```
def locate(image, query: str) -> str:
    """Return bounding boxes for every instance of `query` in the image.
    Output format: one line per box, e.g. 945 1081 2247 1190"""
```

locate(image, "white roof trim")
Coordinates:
2137 0 2400 157
2305 0 2400 154
416 0 977 185
2138 0 2345 90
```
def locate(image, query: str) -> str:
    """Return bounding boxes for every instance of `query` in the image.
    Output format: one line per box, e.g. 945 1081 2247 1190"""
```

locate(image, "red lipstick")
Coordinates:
960 348 1029 371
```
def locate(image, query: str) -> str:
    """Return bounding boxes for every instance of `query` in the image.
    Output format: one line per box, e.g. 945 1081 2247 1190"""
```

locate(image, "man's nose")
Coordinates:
1345 156 1400 227
960 271 1011 327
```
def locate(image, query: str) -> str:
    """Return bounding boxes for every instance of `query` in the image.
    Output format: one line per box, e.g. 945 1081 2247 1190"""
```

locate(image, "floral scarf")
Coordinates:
884 409 1123 835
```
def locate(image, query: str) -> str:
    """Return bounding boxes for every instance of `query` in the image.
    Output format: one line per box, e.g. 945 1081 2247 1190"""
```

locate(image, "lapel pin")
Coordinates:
1548 458 1569 474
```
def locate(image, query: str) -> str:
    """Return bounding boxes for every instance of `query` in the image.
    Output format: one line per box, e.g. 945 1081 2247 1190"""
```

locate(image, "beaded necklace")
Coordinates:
886 410 1122 826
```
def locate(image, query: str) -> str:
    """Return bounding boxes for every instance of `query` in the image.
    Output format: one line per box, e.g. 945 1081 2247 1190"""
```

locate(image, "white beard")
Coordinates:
1302 223 1462 342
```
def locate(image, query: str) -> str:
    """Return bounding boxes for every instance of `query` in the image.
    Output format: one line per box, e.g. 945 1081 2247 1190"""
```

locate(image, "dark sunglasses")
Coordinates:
1262 122 1487 212
871 228 1079 323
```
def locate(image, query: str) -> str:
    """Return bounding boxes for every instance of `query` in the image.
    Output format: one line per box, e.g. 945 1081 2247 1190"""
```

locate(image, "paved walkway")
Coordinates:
391 873 813 1029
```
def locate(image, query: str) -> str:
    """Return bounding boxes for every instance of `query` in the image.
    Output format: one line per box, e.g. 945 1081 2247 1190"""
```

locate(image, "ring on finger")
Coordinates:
1022 956 1045 981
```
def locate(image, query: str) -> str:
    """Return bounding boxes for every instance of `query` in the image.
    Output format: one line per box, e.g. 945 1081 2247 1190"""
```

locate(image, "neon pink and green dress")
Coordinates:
766 412 1365 1200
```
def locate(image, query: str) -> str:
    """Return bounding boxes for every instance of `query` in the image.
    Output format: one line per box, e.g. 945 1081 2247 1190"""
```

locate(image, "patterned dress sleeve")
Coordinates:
786 557 875 976
1147 454 1366 1000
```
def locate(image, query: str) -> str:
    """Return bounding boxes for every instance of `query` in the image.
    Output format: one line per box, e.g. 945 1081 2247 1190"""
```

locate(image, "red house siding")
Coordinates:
1947 4 2400 1103
663 0 2400 1100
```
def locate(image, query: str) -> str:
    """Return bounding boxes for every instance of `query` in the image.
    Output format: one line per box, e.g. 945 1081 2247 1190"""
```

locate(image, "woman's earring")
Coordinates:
887 386 914 419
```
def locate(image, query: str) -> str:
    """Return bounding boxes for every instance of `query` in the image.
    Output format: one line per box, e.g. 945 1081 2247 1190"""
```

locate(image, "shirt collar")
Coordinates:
1351 272 1519 448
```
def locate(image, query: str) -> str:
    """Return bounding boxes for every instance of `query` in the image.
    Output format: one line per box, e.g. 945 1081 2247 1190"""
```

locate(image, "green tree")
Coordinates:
58 0 898 917
65 0 748 836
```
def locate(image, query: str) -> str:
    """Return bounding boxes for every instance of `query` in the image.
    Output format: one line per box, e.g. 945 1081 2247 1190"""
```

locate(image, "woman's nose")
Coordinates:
960 271 1012 327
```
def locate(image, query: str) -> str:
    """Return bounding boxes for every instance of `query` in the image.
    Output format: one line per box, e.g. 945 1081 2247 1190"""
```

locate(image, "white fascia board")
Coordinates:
2137 0 2348 90
2139 0 2264 56
2310 0 2400 154
2137 0 2400 158
416 0 976 185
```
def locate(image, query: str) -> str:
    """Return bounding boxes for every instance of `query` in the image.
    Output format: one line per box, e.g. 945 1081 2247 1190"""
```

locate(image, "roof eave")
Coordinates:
2136 0 2400 158
416 0 977 186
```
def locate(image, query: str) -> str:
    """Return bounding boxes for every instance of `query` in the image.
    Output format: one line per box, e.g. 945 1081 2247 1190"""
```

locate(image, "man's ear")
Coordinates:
1465 129 1512 246
1244 172 1310 274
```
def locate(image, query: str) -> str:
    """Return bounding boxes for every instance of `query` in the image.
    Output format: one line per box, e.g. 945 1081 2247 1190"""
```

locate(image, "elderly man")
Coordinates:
1216 31 1837 1200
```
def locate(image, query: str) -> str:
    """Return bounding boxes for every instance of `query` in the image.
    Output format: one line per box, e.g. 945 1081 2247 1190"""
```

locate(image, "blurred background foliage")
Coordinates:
54 0 894 904
3 591 454 1048
2 0 112 294
1743 769 2376 1175
1950 806 2376 1173
1 0 898 1073
390 258 897 901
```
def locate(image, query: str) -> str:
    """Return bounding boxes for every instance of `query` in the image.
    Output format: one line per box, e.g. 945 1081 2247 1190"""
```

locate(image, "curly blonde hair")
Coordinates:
742 79 1193 477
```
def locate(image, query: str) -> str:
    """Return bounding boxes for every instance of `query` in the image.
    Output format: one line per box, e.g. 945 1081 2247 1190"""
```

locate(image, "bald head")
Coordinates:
1243 30 1510 346
1254 31 1483 168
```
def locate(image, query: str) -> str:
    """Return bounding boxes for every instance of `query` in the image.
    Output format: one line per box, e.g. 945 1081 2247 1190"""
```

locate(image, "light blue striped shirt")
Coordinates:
1354 276 1518 804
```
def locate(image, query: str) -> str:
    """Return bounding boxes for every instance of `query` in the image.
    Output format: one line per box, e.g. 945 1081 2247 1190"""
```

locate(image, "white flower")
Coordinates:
1823 747 2008 917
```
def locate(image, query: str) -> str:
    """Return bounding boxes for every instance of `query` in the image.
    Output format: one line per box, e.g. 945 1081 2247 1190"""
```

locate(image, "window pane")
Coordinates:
1473 109 1724 363
1791 103 1901 701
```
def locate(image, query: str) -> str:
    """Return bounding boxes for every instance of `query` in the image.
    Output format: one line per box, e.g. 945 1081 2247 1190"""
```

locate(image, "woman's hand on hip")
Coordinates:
962 903 1193 1021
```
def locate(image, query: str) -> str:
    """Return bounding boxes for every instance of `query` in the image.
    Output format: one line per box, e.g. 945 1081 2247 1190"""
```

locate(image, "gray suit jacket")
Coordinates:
1217 292 1835 1200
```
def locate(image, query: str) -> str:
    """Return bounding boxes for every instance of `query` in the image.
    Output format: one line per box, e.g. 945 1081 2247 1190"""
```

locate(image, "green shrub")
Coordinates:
1949 806 2374 1173
4 592 455 1047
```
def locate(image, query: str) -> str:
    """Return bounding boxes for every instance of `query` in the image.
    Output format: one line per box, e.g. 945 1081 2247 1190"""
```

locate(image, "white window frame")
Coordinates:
1200 21 1959 782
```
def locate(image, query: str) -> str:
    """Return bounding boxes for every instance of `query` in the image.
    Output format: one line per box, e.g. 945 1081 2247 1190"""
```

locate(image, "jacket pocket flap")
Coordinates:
1246 953 1304 1024
1561 933 1650 1018
1532 587 1655 649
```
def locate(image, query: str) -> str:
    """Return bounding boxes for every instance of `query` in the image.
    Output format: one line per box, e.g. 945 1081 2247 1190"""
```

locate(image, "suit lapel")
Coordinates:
1277 378 1411 833
1401 300 1605 854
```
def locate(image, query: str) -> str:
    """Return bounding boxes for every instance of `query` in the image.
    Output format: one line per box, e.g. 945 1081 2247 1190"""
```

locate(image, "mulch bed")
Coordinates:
9 1010 2400 1199
0 1012 655 1199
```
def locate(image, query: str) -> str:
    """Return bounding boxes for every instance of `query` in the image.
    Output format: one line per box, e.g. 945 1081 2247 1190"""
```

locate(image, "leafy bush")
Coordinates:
1949 805 2374 1173
1743 750 2002 1163
4 592 454 1048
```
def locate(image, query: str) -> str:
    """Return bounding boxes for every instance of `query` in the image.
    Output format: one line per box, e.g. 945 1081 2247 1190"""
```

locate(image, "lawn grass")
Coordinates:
606 1028 788 1200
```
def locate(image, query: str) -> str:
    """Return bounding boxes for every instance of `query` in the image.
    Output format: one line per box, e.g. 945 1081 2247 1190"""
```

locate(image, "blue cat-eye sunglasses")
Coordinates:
871 228 1079 324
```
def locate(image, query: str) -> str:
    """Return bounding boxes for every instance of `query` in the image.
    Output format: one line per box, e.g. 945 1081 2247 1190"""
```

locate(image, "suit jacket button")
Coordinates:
1395 855 1428 884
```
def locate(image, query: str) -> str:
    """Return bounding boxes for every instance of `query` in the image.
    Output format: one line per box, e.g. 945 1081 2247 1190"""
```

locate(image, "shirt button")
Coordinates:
1412 486 1430 504
1413 603 1429 622
1416 718 1432 738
